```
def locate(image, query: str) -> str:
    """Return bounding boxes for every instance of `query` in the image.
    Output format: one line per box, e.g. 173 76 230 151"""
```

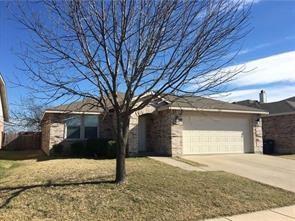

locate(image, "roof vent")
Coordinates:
259 90 266 103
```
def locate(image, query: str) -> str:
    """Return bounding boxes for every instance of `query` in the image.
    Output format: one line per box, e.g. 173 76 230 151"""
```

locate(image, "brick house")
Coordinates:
0 74 9 148
236 90 295 154
41 95 267 156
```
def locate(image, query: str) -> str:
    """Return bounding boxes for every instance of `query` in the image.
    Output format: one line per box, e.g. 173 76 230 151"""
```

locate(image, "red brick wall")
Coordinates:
262 114 295 154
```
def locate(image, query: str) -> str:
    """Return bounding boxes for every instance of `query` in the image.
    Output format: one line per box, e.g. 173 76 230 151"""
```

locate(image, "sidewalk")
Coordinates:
205 205 295 221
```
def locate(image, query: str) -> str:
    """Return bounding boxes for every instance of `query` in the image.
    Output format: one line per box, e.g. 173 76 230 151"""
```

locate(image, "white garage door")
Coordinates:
183 112 252 154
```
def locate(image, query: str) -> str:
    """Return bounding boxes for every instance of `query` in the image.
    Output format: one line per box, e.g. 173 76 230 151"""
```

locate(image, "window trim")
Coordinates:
64 115 100 140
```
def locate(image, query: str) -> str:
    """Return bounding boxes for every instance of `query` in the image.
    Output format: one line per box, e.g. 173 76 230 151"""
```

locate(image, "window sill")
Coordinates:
64 138 87 141
64 138 98 141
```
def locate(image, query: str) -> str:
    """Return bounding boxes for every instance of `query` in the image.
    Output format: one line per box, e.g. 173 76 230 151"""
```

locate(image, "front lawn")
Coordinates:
0 160 18 178
0 151 295 220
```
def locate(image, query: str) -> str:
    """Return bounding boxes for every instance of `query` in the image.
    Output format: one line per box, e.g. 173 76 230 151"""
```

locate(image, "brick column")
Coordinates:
253 116 263 153
170 110 183 156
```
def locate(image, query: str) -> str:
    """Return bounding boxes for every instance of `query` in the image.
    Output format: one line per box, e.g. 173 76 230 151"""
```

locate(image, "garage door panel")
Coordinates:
183 114 251 154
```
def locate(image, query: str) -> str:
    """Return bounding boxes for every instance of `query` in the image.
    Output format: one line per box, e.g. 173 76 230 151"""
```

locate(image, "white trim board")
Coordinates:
158 106 269 115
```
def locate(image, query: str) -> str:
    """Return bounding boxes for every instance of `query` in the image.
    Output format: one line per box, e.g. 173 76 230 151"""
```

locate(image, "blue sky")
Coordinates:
0 0 295 111
217 0 295 102
234 0 295 63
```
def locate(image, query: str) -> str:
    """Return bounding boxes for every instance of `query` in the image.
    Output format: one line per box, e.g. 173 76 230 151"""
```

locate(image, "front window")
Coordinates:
65 115 99 139
65 115 81 139
84 115 98 139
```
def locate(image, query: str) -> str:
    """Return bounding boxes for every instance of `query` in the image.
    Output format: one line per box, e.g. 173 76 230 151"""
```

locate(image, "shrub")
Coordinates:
51 144 63 155
85 139 98 156
106 140 117 159
86 138 107 157
85 138 117 158
70 139 117 158
70 141 85 157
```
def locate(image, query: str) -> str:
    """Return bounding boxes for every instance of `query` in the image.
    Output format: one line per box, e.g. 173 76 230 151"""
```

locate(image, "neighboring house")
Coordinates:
0 74 9 148
41 94 267 156
236 90 295 154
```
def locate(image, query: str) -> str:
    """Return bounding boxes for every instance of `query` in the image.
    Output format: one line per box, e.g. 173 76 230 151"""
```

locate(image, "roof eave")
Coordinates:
158 106 269 115
41 110 102 122
266 111 295 117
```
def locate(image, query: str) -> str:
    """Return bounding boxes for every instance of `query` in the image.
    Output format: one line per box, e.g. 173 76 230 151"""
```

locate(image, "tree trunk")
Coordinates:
115 114 130 184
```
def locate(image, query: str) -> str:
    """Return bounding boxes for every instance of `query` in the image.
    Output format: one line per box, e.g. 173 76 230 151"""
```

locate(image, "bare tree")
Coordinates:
13 0 250 183
11 97 46 132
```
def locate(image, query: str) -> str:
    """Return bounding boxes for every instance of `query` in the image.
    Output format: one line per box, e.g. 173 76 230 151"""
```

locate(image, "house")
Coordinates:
41 95 267 156
0 74 9 148
236 90 295 154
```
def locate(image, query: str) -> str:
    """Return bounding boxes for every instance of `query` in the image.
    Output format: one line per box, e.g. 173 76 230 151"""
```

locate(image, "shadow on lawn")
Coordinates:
0 150 49 161
0 179 115 209
0 150 155 162
0 150 117 162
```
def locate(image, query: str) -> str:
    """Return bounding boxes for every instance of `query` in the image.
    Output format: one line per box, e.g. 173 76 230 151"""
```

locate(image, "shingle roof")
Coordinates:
46 94 267 114
235 96 295 115
46 93 126 113
47 98 103 113
164 95 267 113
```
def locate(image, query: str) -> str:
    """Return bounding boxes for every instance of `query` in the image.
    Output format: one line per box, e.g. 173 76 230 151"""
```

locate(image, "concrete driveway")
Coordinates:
182 154 295 193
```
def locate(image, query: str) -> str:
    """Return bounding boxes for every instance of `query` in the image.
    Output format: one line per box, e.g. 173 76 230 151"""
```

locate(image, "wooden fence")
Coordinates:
2 132 41 150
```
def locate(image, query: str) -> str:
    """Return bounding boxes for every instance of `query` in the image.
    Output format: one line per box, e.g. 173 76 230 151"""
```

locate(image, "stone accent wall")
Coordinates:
170 110 183 156
128 112 139 154
262 114 295 154
252 116 263 153
49 114 67 153
50 122 65 149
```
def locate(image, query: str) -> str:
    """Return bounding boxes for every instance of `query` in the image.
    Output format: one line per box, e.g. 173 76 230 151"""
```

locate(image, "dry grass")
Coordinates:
0 151 295 221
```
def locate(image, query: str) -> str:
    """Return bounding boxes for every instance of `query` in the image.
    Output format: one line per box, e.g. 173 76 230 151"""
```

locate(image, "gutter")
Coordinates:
266 111 295 117
158 106 269 115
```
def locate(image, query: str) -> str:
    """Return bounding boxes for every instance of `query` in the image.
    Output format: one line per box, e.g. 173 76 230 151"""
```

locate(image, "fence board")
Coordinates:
2 132 41 150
